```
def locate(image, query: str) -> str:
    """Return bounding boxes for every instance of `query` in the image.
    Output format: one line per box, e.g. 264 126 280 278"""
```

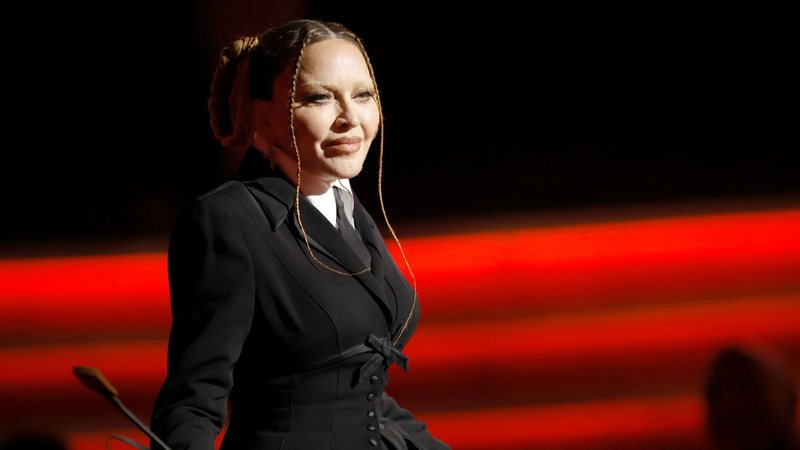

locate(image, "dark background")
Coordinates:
2 1 798 248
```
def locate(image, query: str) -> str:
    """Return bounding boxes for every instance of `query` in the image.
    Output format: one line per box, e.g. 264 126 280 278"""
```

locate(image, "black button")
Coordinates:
369 438 378 447
368 425 376 431
370 375 379 384
367 393 376 401
367 410 375 418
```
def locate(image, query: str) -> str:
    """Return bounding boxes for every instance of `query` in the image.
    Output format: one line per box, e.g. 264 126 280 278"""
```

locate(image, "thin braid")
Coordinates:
357 39 418 346
289 34 370 277
286 33 417 345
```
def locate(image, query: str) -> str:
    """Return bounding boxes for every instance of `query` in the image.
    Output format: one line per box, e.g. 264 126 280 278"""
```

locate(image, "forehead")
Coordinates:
296 38 371 83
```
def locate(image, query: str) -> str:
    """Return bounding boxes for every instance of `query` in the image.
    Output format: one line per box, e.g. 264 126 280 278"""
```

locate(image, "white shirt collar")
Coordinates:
306 178 354 229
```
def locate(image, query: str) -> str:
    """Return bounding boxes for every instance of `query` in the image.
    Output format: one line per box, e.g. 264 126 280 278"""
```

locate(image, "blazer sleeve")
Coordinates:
150 196 256 450
380 391 451 450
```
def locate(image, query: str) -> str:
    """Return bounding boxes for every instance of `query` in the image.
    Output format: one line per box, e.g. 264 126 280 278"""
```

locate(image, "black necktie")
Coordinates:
333 186 371 268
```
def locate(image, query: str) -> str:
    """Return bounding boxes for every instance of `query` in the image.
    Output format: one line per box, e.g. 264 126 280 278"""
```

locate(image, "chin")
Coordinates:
327 159 366 180
336 166 364 180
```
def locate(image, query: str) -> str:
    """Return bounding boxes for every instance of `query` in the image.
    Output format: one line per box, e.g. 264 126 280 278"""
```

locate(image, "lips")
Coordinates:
323 136 363 154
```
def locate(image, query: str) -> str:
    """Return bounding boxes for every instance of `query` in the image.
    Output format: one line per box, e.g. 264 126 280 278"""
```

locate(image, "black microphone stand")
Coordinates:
73 365 172 450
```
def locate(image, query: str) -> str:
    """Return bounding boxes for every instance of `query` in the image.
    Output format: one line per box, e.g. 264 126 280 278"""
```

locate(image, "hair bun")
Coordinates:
219 36 260 66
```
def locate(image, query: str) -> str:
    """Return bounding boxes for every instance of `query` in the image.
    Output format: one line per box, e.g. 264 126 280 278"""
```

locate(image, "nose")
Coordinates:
335 99 360 129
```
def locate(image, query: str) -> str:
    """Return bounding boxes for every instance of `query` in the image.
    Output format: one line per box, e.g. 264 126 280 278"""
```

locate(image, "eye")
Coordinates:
304 92 332 104
355 89 375 101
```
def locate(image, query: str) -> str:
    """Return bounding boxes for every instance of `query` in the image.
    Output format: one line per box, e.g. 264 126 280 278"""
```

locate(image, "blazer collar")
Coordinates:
243 172 295 231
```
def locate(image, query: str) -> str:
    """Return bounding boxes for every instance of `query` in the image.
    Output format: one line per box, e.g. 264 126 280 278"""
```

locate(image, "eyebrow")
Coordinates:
298 81 373 91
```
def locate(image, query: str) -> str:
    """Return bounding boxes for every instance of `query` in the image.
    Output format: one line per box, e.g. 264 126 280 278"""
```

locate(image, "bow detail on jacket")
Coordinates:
357 334 409 384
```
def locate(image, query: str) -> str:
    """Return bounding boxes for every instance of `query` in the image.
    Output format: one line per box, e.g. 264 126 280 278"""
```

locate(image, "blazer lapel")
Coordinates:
354 198 407 329
245 175 396 325
353 199 386 281
290 198 368 275
291 196 397 326
353 198 419 339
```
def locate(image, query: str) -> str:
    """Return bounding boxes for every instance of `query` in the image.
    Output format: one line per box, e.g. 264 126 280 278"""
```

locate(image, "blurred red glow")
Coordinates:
2 209 799 340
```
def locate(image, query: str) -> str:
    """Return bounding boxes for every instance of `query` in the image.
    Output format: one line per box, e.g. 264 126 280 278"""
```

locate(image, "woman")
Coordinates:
149 19 451 450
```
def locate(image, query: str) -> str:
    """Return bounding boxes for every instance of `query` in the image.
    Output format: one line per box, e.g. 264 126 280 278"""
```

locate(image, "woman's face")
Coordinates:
254 38 380 188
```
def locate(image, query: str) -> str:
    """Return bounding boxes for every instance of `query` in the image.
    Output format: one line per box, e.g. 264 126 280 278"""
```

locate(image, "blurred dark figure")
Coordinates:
705 346 800 450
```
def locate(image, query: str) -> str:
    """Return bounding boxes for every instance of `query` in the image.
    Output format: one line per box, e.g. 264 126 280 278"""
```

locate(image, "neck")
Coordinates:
253 138 337 195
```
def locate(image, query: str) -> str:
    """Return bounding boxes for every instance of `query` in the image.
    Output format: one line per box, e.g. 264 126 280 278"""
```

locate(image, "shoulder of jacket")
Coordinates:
196 180 248 202
187 180 256 221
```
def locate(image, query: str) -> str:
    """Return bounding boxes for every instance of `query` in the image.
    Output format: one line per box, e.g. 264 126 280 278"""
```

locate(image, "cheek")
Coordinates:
362 103 381 139
294 109 337 143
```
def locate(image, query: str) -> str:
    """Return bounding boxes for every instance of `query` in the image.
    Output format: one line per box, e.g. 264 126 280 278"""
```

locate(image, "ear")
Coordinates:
251 100 277 159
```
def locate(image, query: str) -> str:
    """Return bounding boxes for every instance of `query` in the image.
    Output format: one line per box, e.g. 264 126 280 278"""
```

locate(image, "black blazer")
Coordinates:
150 165 450 450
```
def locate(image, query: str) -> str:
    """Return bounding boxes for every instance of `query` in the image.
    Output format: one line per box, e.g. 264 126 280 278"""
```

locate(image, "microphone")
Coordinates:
72 365 172 450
